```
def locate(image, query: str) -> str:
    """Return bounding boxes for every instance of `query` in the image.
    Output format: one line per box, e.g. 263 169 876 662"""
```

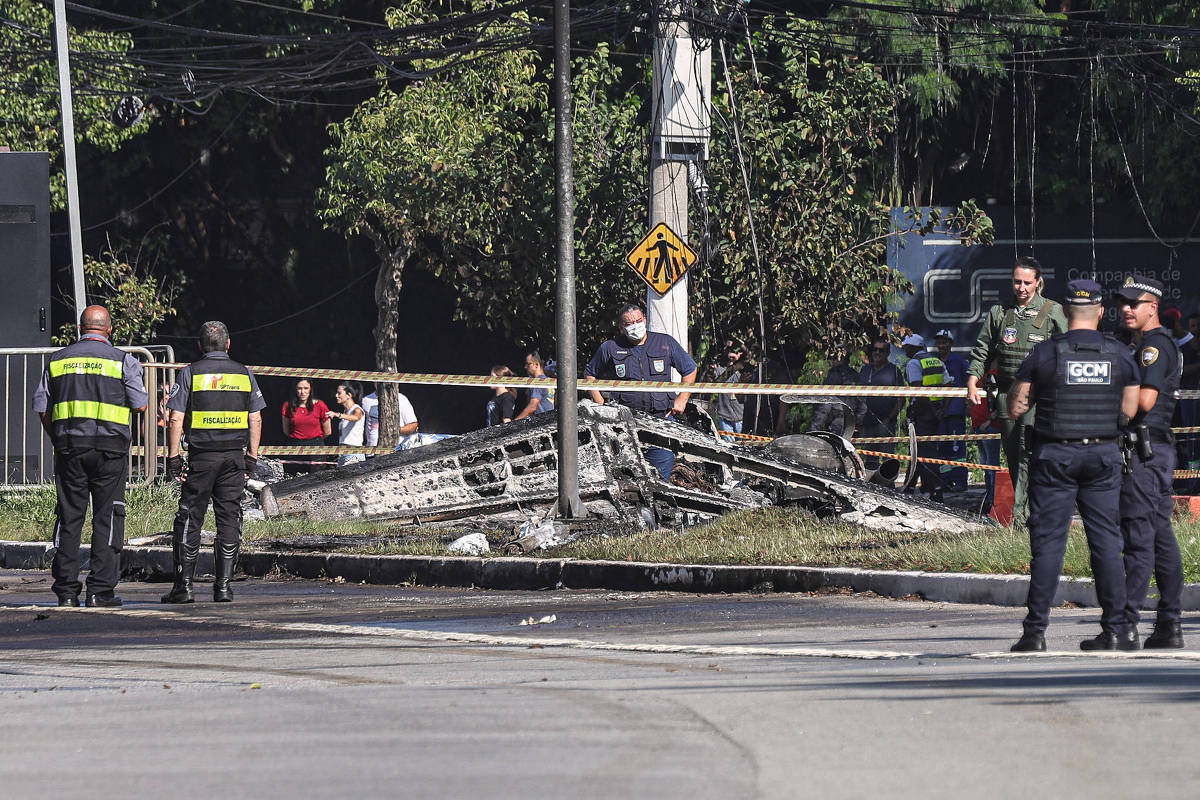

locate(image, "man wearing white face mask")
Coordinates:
585 302 698 480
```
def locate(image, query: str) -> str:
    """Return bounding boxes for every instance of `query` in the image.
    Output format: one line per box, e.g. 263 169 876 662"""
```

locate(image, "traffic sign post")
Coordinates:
625 222 697 296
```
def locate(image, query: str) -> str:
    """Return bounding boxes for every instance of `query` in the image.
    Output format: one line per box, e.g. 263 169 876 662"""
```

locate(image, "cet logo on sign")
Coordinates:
1066 360 1111 385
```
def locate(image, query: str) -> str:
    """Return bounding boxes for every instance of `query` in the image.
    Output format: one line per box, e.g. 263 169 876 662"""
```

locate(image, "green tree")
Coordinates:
825 0 1056 206
701 18 992 363
0 0 149 209
320 2 557 444
51 240 186 346
321 10 993 423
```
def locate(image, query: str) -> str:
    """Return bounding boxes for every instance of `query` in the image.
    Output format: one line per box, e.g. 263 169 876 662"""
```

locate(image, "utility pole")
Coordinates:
646 4 710 360
553 0 583 517
52 0 87 335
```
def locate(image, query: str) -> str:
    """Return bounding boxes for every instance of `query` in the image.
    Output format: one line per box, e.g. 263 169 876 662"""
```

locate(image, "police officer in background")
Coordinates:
162 321 265 603
32 306 147 607
966 257 1068 527
901 334 949 502
585 302 697 480
933 329 970 491
1114 276 1186 648
1007 280 1140 652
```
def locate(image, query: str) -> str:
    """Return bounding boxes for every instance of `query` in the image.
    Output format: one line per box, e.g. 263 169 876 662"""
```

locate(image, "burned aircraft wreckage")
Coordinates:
260 401 989 547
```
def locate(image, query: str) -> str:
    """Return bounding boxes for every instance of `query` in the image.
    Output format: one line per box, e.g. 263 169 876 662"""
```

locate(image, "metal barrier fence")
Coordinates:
1 345 173 490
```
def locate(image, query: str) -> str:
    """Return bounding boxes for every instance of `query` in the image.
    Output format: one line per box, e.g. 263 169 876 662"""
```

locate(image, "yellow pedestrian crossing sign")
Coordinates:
625 222 696 296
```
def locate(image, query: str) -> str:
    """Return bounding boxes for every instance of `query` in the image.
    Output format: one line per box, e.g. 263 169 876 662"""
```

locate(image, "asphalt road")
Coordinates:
1 570 1198 799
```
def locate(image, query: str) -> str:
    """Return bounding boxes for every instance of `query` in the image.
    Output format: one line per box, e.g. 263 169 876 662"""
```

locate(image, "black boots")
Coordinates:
213 541 239 603
1010 632 1046 652
1079 626 1140 652
161 539 199 604
85 592 123 608
162 539 239 603
1143 620 1184 649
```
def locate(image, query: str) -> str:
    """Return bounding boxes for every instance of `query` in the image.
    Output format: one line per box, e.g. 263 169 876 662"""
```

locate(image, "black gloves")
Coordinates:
165 455 185 482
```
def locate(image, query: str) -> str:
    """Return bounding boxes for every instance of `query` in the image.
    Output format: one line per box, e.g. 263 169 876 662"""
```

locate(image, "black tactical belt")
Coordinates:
1042 436 1117 445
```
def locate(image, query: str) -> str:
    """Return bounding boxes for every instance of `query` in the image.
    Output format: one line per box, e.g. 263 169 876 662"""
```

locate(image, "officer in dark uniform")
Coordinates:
31 305 147 607
1007 280 1140 652
162 321 265 603
1114 276 1186 648
585 302 697 480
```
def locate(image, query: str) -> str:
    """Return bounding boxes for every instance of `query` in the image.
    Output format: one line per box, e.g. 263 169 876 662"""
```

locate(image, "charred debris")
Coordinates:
257 402 990 553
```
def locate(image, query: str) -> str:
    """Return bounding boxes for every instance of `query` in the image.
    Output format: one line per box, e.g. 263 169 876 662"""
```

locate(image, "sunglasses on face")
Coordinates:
1122 299 1155 308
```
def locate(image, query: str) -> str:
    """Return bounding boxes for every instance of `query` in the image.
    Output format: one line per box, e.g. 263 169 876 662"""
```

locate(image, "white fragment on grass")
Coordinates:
447 532 490 556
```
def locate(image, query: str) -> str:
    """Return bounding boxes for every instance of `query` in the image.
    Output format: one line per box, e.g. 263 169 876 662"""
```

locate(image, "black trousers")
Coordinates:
173 450 246 549
909 402 943 495
1121 440 1184 625
51 448 128 599
1024 441 1126 634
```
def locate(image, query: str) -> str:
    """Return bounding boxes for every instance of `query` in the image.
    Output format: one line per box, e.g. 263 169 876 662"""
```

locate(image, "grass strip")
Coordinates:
2 485 1197 581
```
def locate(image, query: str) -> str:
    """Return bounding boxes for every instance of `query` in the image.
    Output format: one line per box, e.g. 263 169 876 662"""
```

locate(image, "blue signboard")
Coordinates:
888 206 1200 344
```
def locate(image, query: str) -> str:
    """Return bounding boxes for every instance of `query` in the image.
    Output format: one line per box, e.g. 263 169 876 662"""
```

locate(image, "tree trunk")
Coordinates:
364 223 411 449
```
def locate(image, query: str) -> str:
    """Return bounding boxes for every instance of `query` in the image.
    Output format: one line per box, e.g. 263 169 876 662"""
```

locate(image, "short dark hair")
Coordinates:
198 320 229 352
525 349 543 367
617 303 644 322
1063 303 1100 323
338 381 361 404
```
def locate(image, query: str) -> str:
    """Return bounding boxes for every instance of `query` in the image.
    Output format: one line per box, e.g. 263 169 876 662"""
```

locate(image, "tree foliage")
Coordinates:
51 240 186 346
0 0 150 209
703 20 908 354
321 11 991 374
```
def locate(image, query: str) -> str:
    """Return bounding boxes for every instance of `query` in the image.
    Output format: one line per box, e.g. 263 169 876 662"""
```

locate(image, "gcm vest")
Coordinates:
47 338 132 453
1034 336 1124 440
187 358 252 451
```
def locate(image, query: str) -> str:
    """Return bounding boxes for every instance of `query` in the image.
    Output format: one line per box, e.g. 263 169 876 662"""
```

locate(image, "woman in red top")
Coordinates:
281 378 331 475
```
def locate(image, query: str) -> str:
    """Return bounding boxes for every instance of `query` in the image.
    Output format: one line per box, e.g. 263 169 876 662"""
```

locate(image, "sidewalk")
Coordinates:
2 539 1197 610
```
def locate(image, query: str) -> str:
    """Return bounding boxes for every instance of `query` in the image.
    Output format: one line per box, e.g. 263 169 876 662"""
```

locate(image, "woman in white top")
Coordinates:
327 382 366 466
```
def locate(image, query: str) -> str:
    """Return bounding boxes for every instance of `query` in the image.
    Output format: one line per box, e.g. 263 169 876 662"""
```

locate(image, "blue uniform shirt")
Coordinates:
942 352 969 416
1132 325 1182 434
585 331 697 413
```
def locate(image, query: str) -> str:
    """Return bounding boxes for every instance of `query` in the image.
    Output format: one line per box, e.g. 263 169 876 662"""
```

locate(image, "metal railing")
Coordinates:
1 345 173 490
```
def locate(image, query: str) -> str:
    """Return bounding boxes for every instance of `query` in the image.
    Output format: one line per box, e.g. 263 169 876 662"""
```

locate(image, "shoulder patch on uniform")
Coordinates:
1002 327 1018 344
615 363 626 378
1141 347 1159 366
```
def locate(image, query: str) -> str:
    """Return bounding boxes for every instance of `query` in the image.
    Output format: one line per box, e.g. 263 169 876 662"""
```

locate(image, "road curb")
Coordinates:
2 540 1196 610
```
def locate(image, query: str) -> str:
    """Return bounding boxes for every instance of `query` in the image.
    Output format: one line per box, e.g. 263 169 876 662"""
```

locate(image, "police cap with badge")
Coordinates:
1112 275 1165 367
1112 275 1164 306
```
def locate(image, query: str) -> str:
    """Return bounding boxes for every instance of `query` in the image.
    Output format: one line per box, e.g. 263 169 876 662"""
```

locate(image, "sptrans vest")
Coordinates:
186 357 252 451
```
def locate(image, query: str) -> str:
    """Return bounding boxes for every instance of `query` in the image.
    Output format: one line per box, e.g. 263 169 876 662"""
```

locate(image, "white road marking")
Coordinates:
18 605 1200 662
